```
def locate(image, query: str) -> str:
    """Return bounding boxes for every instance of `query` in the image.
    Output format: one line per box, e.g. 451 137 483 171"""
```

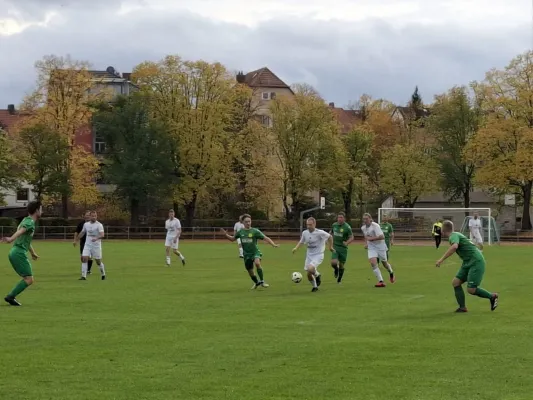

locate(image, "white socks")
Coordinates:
385 263 393 273
98 263 106 276
239 248 243 257
81 262 88 278
166 256 171 265
372 264 383 282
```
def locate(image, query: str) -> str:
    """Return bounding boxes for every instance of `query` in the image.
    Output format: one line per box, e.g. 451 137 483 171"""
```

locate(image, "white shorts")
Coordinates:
304 254 324 271
471 232 483 245
368 248 387 261
237 238 242 245
82 243 102 259
165 237 179 249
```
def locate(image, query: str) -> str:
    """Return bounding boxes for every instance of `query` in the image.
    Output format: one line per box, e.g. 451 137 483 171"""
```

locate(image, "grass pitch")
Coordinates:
0 241 532 400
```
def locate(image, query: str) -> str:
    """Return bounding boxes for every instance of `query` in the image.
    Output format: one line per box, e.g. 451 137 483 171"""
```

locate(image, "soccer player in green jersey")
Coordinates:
330 212 354 283
221 214 279 289
436 220 498 313
379 218 394 259
1 201 42 306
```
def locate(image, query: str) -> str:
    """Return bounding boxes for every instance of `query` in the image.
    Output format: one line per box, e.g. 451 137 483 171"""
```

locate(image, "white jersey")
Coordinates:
361 222 387 251
469 218 482 234
165 218 181 239
300 229 331 256
81 221 104 246
234 222 244 233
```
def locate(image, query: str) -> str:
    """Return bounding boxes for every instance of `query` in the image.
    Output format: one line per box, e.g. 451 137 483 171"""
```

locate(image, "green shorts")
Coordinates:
9 247 33 277
331 247 348 263
456 260 485 288
243 252 262 270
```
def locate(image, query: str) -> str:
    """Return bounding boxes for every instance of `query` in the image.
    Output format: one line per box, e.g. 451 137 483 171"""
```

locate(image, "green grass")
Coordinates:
0 241 532 400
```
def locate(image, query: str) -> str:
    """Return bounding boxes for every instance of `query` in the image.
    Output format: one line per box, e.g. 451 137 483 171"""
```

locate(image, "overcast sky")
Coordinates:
1 0 532 108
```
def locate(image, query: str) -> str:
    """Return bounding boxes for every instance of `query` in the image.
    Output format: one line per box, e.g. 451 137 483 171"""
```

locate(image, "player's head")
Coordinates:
168 209 175 219
90 210 97 222
306 217 316 231
27 201 42 219
242 214 252 229
442 220 454 236
363 213 372 226
337 212 345 224
84 211 91 221
473 212 479 219
239 215 244 223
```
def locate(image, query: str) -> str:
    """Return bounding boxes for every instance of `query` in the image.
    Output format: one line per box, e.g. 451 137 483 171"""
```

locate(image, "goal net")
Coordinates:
377 208 500 245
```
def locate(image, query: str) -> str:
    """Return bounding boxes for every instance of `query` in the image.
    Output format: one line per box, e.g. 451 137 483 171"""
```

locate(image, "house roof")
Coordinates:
393 106 431 119
88 67 132 82
328 103 362 133
0 108 29 133
243 67 291 90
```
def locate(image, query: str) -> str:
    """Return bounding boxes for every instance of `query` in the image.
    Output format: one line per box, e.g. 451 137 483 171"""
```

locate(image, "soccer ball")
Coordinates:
291 272 303 283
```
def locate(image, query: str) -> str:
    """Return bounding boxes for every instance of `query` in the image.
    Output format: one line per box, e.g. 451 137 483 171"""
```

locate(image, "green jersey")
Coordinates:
380 222 393 246
331 222 353 248
449 232 484 266
13 216 36 252
234 228 265 257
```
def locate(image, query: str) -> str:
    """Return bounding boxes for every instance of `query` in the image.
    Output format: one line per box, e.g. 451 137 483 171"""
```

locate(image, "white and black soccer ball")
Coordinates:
291 272 303 283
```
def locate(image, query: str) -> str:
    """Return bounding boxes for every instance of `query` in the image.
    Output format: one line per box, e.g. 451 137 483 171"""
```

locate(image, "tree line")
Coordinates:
1 51 532 229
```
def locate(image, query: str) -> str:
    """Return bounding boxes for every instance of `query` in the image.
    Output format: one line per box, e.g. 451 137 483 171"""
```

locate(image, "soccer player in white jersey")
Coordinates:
361 213 395 288
469 212 484 251
165 209 186 266
77 211 106 281
292 217 334 292
234 215 245 258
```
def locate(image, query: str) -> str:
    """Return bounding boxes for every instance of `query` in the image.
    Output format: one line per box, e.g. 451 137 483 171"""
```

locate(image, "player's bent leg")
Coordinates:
452 277 467 312
245 259 260 289
172 244 186 265
254 258 268 288
331 253 339 279
368 256 385 287
305 265 319 292
465 264 497 310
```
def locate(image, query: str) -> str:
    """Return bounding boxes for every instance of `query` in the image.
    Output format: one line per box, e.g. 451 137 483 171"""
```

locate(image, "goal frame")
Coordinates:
377 207 493 244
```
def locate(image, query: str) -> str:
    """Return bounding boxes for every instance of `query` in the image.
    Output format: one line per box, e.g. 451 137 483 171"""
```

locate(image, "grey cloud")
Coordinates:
2 0 124 18
0 6 530 108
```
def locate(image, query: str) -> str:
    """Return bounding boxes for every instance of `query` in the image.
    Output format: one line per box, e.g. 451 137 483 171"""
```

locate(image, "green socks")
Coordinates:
338 268 345 282
8 280 29 298
257 268 264 281
474 287 493 299
454 286 466 308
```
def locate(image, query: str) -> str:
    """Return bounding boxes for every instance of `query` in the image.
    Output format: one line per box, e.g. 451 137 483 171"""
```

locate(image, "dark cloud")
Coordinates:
0 5 530 108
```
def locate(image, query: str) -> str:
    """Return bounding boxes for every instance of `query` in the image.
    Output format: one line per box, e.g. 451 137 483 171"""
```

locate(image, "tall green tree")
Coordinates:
380 144 439 208
17 123 70 201
92 94 176 225
270 84 345 220
340 126 374 219
428 86 480 208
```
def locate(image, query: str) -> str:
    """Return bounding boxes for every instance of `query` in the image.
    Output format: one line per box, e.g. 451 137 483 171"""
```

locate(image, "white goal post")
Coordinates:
377 208 499 245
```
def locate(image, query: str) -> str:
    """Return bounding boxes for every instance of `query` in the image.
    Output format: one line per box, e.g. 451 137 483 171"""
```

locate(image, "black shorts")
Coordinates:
79 241 85 255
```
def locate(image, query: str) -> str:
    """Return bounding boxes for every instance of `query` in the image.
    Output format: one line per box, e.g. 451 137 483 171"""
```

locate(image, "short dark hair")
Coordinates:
27 201 41 215
337 212 345 217
242 214 251 220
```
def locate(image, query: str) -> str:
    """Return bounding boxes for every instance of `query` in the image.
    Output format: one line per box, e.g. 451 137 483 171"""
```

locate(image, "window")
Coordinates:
16 188 29 202
260 115 273 128
94 130 106 154
262 92 276 100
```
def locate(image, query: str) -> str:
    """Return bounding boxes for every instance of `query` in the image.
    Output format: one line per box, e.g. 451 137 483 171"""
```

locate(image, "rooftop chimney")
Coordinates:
7 104 15 115
328 102 335 108
236 71 246 84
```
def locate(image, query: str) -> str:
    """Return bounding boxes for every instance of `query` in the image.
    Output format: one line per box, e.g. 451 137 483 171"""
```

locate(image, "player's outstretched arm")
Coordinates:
292 242 302 253
73 232 79 246
436 243 458 267
2 227 27 244
220 228 236 242
264 236 279 248
344 233 354 246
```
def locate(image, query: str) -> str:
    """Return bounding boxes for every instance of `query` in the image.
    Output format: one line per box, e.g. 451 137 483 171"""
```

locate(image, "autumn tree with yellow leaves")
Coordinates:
21 55 105 215
466 51 533 230
132 56 237 226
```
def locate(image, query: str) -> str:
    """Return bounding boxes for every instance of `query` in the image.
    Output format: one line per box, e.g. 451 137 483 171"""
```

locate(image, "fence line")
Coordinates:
0 226 531 242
